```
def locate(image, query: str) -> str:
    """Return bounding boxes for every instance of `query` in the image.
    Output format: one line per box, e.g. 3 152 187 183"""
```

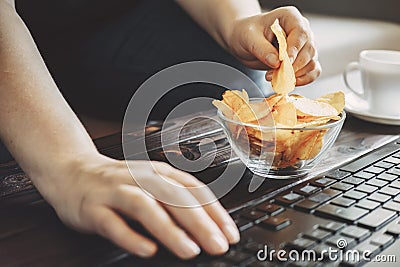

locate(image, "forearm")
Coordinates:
176 0 262 49
0 3 97 196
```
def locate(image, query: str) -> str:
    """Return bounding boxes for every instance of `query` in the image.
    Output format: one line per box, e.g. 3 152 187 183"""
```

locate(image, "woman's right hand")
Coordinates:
45 154 240 259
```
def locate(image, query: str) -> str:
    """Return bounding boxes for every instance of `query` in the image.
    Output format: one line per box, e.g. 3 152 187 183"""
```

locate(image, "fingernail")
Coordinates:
266 71 273 81
210 234 229 254
181 239 201 258
266 54 279 67
138 242 157 258
223 224 240 244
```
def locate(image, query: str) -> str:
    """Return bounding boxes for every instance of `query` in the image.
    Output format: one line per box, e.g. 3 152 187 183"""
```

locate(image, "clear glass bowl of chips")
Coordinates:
217 97 346 179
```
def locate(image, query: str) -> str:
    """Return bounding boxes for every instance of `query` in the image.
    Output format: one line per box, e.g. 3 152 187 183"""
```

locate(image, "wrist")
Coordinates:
214 2 262 51
31 151 112 204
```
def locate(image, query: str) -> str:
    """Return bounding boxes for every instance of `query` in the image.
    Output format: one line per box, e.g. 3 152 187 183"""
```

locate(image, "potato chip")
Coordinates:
236 100 271 123
272 99 297 127
288 95 338 117
270 19 296 95
316 91 345 113
212 100 235 119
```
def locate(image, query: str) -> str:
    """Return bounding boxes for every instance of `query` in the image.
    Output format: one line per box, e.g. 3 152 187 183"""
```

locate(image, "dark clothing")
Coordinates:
16 0 262 121
1 0 264 163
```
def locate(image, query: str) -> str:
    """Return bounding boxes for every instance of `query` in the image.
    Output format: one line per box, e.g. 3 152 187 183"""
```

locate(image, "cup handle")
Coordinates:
343 62 364 98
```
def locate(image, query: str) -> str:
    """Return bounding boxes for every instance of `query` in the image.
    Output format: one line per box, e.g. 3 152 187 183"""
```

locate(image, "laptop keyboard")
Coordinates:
188 140 400 267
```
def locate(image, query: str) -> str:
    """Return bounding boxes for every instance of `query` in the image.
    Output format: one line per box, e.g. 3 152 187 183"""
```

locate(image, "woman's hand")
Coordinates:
46 154 240 259
227 6 321 86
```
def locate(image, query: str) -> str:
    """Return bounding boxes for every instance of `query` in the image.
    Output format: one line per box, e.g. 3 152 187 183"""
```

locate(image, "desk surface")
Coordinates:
0 114 399 267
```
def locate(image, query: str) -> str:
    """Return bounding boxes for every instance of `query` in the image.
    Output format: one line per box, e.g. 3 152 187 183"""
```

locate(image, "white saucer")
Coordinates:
345 93 400 126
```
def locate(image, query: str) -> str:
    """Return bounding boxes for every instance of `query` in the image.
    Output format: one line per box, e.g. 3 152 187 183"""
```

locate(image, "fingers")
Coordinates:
292 41 316 73
166 202 230 255
93 207 158 258
295 59 322 86
241 59 271 70
243 28 280 69
154 163 240 244
200 201 240 245
112 185 202 259
286 27 309 64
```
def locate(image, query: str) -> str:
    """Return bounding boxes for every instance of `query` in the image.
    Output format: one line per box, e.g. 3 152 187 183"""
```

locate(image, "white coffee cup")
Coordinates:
343 50 400 117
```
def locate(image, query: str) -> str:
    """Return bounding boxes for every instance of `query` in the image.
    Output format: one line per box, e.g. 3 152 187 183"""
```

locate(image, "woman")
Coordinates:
0 0 320 259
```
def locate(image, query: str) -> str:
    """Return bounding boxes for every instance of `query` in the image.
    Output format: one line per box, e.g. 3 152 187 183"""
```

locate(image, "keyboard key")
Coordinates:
379 186 399 196
394 195 400 202
340 225 371 241
255 203 284 216
224 250 253 263
353 171 375 179
276 192 304 205
326 169 351 180
315 204 368 223
303 228 332 241
374 161 395 169
319 221 346 232
331 182 354 192
310 177 335 187
370 234 394 248
389 180 400 189
358 208 396 230
355 243 380 257
326 235 356 249
331 197 355 207
354 184 378 194
383 201 400 213
343 177 364 185
343 189 367 200
340 144 400 173
294 185 320 196
364 166 385 174
367 192 391 203
286 237 316 251
385 156 400 165
394 152 400 159
355 199 380 211
312 243 334 259
241 210 267 222
260 216 291 231
234 217 253 231
294 199 320 212
308 188 341 203
367 178 389 188
386 223 400 236
388 168 400 176
377 172 398 182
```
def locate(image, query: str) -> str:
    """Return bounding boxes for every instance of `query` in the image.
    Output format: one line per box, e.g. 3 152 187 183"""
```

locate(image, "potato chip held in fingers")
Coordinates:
270 19 296 95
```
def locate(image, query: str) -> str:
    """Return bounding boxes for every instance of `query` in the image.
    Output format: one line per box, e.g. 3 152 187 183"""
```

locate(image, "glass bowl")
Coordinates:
218 100 346 179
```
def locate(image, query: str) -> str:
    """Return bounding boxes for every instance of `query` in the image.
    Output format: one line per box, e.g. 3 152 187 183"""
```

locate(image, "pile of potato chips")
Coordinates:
213 89 344 168
212 19 345 169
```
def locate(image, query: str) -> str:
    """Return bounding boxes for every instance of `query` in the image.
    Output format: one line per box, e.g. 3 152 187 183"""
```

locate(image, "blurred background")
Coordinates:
261 0 400 23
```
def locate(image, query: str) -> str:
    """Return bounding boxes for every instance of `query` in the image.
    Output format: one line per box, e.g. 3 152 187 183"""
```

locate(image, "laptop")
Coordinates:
95 111 400 267
1 111 399 267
